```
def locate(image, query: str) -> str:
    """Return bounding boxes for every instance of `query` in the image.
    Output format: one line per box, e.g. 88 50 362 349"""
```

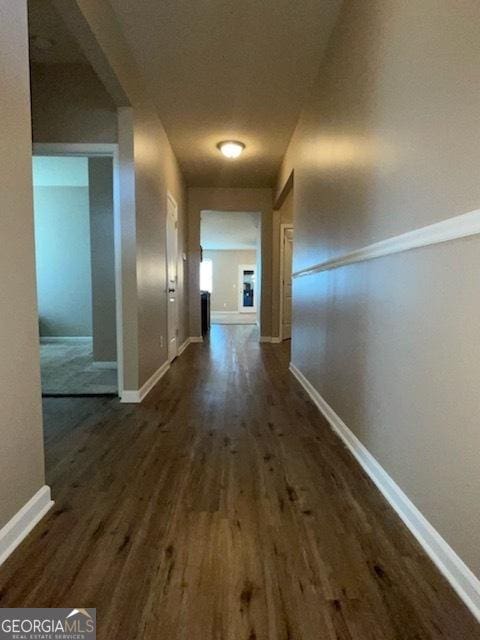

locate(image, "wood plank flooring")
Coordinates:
1 325 479 639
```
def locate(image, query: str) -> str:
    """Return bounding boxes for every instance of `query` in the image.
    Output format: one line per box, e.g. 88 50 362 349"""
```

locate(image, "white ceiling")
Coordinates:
108 0 342 187
201 211 259 250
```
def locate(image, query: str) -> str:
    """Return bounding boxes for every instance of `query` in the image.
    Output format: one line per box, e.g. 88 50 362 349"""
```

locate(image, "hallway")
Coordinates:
0 326 477 639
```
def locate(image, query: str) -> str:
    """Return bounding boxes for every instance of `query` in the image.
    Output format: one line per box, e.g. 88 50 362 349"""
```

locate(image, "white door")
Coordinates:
238 264 257 313
166 194 178 362
281 227 293 340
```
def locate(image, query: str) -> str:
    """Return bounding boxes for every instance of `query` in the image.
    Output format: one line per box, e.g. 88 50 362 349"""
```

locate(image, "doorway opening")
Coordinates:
238 264 257 313
279 225 294 340
274 176 294 343
166 192 179 362
200 210 261 327
32 147 122 396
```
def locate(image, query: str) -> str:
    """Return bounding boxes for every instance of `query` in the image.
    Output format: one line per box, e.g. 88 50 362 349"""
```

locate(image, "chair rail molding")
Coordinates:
293 208 480 279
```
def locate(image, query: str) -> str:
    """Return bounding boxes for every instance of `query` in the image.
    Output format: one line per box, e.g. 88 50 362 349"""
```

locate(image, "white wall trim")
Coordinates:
293 208 480 279
279 223 294 341
33 143 117 157
178 336 207 354
40 336 91 343
92 361 117 370
121 335 204 402
211 311 239 315
33 141 125 400
289 363 480 623
0 486 53 567
166 191 179 363
170 335 205 357
178 338 191 355
118 390 139 403
121 360 170 403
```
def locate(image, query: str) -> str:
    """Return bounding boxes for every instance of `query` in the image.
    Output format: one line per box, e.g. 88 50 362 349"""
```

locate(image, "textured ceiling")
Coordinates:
108 0 342 187
201 211 259 250
28 0 87 64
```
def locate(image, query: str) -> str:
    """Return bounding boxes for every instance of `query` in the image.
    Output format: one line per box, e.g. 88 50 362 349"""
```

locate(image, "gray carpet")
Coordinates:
40 338 117 395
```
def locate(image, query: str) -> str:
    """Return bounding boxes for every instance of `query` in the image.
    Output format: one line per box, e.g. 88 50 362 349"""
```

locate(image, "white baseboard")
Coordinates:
178 338 191 355
211 310 256 315
178 336 206 355
40 336 91 343
289 363 480 623
121 360 170 403
0 486 53 567
92 361 117 369
121 337 204 403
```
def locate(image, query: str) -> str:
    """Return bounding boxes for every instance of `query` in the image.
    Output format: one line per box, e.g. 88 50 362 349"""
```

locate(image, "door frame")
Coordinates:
238 264 257 313
32 142 125 397
279 223 294 341
166 191 179 362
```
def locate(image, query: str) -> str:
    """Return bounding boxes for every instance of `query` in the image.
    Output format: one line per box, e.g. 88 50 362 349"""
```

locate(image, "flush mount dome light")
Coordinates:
217 140 245 159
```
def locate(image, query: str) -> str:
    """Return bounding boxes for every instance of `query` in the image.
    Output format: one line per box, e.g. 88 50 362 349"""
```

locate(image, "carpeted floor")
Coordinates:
210 311 257 324
40 338 117 395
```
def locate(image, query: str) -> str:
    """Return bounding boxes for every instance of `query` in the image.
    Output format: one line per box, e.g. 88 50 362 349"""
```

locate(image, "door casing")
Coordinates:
166 192 179 362
279 223 294 341
32 142 125 397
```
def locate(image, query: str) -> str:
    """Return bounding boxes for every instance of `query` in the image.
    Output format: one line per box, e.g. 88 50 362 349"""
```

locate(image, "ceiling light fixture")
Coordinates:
217 140 245 159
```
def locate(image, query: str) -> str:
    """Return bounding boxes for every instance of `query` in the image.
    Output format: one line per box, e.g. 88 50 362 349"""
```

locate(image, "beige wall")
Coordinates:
89 157 117 362
116 108 138 390
31 63 117 143
34 183 92 336
0 0 46 527
73 0 189 389
188 188 272 337
133 107 188 385
204 250 256 312
279 0 480 577
271 188 293 337
46 1 189 390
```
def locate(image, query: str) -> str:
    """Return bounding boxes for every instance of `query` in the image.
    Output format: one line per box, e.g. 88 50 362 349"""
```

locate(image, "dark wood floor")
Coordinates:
1 325 479 639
